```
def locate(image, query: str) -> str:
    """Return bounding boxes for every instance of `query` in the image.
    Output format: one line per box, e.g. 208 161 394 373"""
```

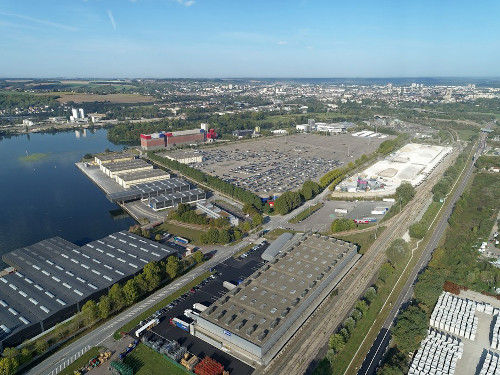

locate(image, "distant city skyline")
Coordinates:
1 0 499 78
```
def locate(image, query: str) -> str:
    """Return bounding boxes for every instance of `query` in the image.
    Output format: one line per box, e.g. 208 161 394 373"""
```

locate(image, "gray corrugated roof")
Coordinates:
261 232 294 261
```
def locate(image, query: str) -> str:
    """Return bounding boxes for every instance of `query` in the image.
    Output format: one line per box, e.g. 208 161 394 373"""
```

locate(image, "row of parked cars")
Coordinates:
239 241 268 259
138 272 221 327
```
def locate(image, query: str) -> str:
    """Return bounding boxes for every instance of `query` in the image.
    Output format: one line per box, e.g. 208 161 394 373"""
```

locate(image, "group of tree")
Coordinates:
431 148 468 202
475 155 500 171
314 286 377 374
200 227 241 245
169 203 229 228
379 172 500 374
383 182 416 221
148 153 263 210
331 217 356 233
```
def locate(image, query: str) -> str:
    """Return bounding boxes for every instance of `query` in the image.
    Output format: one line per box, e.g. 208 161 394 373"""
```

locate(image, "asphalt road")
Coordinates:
357 136 484 375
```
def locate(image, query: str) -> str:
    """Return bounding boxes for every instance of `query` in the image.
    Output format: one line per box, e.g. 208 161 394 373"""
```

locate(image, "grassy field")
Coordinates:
60 347 100 375
264 228 300 240
288 203 323 224
154 222 206 245
457 128 478 141
335 226 387 255
114 271 211 339
18 152 49 162
55 93 156 103
124 343 189 375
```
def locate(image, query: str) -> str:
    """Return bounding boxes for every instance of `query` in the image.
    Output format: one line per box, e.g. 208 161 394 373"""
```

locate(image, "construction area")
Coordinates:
336 143 453 195
189 133 392 196
410 290 500 375
194 233 360 365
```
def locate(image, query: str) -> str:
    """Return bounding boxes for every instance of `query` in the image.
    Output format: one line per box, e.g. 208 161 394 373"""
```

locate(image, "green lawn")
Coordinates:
60 347 100 375
264 228 300 240
114 271 212 339
124 343 189 375
288 203 323 224
154 222 206 245
335 226 386 255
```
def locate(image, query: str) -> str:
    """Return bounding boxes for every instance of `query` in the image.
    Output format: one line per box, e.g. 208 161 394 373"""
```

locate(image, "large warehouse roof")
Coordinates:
94 152 135 163
201 235 357 347
101 159 152 173
0 232 177 347
106 178 191 203
118 169 170 182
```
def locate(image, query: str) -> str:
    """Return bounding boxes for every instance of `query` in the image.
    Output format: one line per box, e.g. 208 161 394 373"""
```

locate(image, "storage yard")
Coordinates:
189 133 392 196
337 143 452 195
0 231 178 349
409 290 500 375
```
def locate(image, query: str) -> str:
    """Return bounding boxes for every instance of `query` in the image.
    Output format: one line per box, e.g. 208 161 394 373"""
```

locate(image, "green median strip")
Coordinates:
288 203 323 224
114 271 212 340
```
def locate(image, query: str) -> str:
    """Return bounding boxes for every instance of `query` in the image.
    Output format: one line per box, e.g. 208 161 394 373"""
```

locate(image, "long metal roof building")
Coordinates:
195 234 359 365
106 178 191 203
0 231 177 349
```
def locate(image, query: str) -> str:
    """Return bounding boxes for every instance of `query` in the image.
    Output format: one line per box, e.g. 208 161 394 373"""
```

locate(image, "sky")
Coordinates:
0 0 499 78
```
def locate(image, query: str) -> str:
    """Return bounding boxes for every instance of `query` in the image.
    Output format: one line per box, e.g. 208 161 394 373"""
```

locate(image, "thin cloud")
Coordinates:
277 41 288 45
0 11 78 31
173 0 195 6
107 10 116 30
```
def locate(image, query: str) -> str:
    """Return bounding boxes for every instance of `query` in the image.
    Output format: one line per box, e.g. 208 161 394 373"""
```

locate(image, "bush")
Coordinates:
331 217 356 233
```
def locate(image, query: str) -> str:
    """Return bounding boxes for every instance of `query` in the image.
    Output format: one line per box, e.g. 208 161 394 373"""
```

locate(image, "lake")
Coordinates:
0 129 135 267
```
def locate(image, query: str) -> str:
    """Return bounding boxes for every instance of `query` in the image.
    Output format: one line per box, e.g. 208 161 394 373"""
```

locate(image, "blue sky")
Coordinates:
1 0 499 78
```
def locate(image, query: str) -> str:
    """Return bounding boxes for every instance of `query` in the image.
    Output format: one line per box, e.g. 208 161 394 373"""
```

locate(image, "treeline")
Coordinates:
378 172 500 374
0 92 60 111
381 182 416 222
273 180 322 215
148 152 263 210
0 252 202 375
431 148 469 202
476 155 500 170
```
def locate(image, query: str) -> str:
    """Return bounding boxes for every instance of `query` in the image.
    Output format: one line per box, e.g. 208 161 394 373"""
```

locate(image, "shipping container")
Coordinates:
371 210 386 215
193 302 210 312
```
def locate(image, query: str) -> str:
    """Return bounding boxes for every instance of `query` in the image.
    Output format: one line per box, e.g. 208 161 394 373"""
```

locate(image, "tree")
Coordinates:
34 339 48 355
352 309 363 322
109 283 125 311
19 348 32 365
409 222 426 239
81 300 99 326
392 305 428 353
386 239 410 267
300 180 321 200
155 234 162 241
233 229 242 241
98 295 111 320
344 316 356 334
328 333 345 354
193 250 204 264
378 262 394 283
0 357 19 375
395 182 416 204
143 261 162 291
355 300 368 316
166 256 180 279
331 217 356 233
123 279 139 305
208 228 220 243
365 287 377 304
218 229 231 244
1 348 18 359
252 213 263 227
242 221 251 232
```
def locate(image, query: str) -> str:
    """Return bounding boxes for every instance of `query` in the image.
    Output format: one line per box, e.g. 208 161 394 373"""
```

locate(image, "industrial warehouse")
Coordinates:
106 178 191 203
148 188 206 210
140 124 217 150
0 231 178 349
193 233 360 365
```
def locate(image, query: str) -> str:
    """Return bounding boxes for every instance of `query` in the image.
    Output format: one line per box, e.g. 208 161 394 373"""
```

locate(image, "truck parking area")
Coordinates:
129 244 270 374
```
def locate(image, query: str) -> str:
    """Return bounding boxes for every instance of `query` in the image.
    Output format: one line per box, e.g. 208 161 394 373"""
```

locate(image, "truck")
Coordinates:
334 208 348 214
354 219 370 224
223 280 237 290
383 198 396 202
193 302 210 312
171 317 193 332
135 318 159 337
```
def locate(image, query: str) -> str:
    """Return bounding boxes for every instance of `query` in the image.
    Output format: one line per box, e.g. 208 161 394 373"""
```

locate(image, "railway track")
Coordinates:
258 146 461 375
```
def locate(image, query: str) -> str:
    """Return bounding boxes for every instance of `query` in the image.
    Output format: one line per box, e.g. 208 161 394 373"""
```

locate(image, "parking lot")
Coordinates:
190 134 390 196
287 200 395 232
130 243 270 374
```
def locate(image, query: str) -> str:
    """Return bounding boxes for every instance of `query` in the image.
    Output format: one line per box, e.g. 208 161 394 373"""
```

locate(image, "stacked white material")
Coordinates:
491 312 500 350
477 302 495 315
479 351 500 375
408 329 463 375
430 292 478 340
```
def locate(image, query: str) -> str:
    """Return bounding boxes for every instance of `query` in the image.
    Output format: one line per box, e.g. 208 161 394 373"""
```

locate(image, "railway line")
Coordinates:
258 145 461 375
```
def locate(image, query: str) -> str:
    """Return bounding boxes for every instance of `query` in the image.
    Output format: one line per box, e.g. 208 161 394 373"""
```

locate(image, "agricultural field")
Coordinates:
55 93 156 103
